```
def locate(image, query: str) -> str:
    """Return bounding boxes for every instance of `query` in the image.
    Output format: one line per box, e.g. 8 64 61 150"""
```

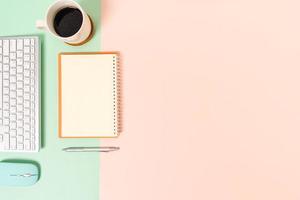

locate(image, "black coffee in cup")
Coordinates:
54 7 83 37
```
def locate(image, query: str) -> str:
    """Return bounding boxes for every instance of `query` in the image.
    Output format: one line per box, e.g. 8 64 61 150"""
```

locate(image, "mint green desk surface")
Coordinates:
0 0 101 199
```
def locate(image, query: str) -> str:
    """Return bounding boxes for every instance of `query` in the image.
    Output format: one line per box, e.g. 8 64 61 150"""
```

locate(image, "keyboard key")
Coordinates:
10 83 16 90
24 93 30 100
3 118 9 125
11 122 17 129
3 95 9 102
17 39 23 50
24 139 30 150
17 143 24 150
17 97 23 104
3 57 9 64
3 65 9 71
17 81 23 88
24 62 30 69
30 39 35 45
24 54 30 61
17 120 23 128
10 98 16 106
10 114 16 121
10 52 16 59
24 70 30 77
10 106 16 113
24 124 30 131
17 89 23 96
10 60 16 67
17 112 23 120
17 104 23 112
10 76 16 83
3 74 9 80
3 79 9 87
17 51 22 57
17 65 23 73
24 108 30 116
10 91 16 98
3 134 10 149
10 68 16 75
17 58 23 65
17 135 23 142
24 116 30 123
10 40 16 51
24 77 30 84
10 137 17 150
3 87 9 94
31 142 35 151
3 40 9 55
24 46 30 53
3 103 9 110
24 39 30 46
24 101 30 108
17 74 23 81
24 85 30 92
3 110 9 117
17 127 23 135
4 126 9 133
10 129 16 136
24 131 30 139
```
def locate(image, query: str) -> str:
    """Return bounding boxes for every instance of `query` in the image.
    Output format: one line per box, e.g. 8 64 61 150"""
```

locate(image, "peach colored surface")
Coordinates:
100 0 300 199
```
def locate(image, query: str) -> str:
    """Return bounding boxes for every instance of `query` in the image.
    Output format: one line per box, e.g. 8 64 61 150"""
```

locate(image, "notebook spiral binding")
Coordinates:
112 55 120 135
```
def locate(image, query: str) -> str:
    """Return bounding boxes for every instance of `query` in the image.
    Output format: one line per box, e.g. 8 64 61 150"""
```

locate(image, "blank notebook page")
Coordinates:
59 53 118 138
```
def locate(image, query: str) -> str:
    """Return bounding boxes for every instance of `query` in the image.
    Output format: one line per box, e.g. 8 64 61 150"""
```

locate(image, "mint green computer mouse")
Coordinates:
0 162 39 187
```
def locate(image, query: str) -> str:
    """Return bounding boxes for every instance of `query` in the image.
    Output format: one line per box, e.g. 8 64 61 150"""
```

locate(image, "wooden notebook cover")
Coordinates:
58 52 119 138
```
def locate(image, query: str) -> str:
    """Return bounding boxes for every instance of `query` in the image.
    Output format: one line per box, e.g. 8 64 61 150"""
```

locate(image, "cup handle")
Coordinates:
36 20 46 30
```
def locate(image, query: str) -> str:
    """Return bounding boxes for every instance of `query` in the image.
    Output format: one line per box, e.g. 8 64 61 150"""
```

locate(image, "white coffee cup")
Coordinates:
36 0 92 45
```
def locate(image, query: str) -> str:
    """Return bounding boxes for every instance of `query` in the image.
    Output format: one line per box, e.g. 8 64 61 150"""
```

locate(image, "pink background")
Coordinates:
100 0 300 199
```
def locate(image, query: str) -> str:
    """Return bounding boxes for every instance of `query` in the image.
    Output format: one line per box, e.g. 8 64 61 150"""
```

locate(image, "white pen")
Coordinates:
62 147 120 152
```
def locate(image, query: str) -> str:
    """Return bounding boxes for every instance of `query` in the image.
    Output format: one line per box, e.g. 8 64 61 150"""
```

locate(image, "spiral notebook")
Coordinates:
58 52 119 138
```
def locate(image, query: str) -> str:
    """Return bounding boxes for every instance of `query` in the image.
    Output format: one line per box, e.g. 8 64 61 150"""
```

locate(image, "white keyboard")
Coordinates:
0 36 40 152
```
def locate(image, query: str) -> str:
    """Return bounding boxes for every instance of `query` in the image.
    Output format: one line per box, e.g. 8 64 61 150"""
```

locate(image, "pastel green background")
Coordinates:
0 0 100 199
